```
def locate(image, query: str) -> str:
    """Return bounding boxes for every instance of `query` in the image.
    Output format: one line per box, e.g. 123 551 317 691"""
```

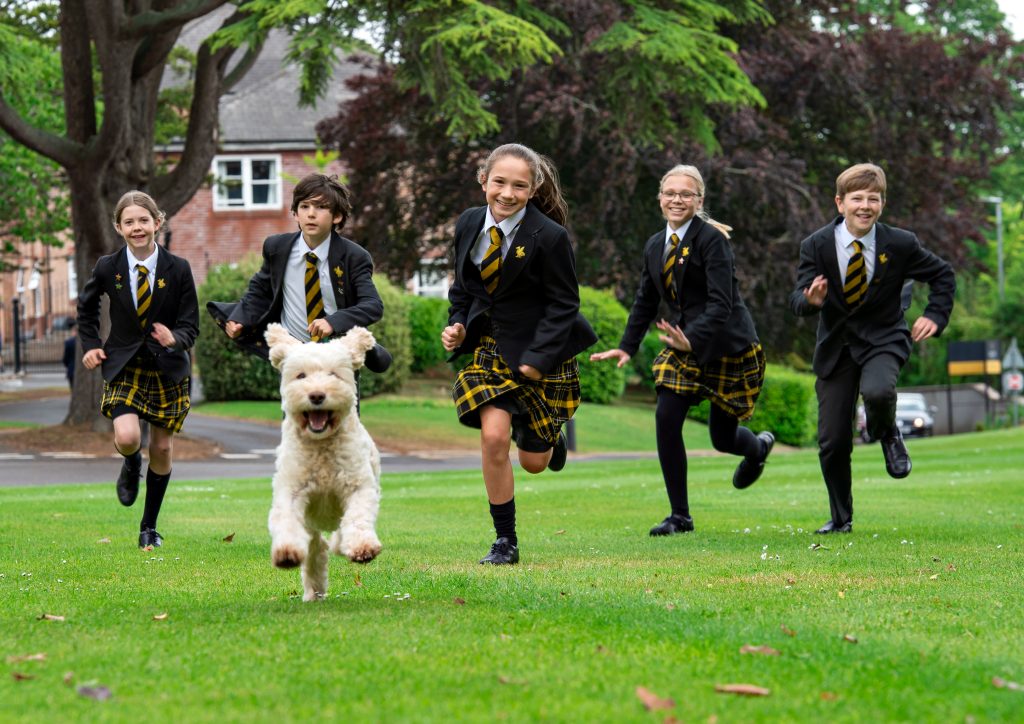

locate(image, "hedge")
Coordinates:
358 276 411 398
747 364 818 448
576 285 629 404
407 295 450 373
194 255 281 401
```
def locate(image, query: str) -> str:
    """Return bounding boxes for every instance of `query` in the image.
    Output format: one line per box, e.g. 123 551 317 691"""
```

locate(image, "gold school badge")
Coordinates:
515 246 526 259
157 278 167 289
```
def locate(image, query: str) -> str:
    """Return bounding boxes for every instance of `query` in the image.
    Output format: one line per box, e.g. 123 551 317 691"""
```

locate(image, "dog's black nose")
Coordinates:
308 393 325 406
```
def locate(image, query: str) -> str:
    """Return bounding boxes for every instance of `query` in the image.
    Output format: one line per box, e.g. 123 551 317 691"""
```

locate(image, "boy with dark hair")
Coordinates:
790 163 955 534
209 174 391 372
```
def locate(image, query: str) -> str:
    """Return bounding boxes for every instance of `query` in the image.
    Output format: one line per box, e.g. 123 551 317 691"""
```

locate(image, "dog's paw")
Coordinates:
271 544 305 568
344 537 382 563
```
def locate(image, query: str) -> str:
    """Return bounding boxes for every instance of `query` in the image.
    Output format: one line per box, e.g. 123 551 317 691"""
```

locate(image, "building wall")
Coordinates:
165 149 345 287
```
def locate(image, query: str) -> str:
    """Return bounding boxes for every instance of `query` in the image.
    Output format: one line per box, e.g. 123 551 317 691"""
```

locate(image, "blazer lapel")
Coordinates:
868 224 892 295
114 249 138 320
145 248 170 325
672 217 702 298
820 220 842 303
326 231 348 307
496 205 539 292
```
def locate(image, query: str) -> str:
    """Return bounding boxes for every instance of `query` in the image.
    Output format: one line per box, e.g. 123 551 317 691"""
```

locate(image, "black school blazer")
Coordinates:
207 230 383 359
618 216 759 366
77 247 199 383
789 217 956 378
447 203 597 374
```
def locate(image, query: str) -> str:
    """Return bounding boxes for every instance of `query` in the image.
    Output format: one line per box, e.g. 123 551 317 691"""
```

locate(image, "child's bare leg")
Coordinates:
479 405 514 503
113 414 142 456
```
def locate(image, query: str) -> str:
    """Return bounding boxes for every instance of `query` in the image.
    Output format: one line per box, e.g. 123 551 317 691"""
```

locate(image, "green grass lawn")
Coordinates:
2 429 1023 722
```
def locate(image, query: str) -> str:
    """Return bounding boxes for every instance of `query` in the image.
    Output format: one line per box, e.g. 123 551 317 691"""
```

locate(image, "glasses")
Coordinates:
660 191 702 201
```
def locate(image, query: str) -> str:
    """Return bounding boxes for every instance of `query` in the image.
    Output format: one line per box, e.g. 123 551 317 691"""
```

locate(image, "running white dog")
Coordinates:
265 323 382 601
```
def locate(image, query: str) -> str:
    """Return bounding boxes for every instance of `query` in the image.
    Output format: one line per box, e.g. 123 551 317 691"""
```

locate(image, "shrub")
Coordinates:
576 286 629 403
194 256 281 401
359 276 411 397
631 329 665 391
747 364 818 447
407 295 450 373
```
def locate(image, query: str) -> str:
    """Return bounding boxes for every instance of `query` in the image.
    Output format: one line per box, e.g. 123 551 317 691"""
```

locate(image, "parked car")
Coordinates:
857 392 936 442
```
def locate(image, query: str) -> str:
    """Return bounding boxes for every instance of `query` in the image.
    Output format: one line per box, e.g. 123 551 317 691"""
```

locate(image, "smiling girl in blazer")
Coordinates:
441 143 597 565
78 191 199 549
591 165 774 536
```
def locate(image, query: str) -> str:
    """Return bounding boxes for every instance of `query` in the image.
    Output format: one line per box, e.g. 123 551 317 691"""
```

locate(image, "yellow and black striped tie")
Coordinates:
305 251 325 329
843 240 868 307
662 233 681 301
136 264 151 329
480 226 503 295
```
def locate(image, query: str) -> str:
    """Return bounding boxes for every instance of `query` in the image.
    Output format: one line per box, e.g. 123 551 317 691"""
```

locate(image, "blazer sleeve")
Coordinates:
683 230 735 357
618 239 662 356
519 227 582 373
790 235 822 317
169 258 200 351
907 236 956 334
76 258 106 354
230 238 277 327
446 214 474 328
325 247 384 334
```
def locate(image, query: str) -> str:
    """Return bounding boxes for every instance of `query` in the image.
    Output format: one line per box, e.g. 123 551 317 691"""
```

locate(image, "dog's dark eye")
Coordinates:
296 372 306 379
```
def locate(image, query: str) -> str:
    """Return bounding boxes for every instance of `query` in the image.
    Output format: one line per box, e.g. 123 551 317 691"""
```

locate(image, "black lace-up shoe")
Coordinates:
733 431 776 489
479 537 519 565
649 513 694 536
139 528 163 549
116 455 142 507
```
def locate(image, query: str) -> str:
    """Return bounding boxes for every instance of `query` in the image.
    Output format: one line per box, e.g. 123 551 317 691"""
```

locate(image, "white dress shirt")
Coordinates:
282 234 339 341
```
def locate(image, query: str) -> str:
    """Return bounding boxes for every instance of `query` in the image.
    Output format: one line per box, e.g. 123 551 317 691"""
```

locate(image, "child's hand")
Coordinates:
589 348 631 367
441 323 466 352
803 275 828 307
656 319 692 352
151 323 176 348
910 316 938 342
518 364 542 381
82 348 106 370
225 321 243 339
308 318 334 342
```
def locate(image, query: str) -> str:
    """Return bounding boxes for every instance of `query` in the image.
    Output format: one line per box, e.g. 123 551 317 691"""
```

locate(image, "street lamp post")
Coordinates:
982 195 1004 302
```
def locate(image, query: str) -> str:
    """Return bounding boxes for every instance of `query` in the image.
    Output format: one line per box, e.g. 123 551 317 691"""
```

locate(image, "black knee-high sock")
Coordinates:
140 469 171 531
655 390 693 517
122 449 142 472
489 498 517 545
707 406 763 460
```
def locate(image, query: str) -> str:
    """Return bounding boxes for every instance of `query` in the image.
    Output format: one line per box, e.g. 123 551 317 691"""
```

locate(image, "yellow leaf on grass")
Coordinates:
6 652 46 663
843 634 858 644
636 686 675 711
152 613 169 621
715 683 771 697
37 613 64 622
740 645 781 656
96 537 111 544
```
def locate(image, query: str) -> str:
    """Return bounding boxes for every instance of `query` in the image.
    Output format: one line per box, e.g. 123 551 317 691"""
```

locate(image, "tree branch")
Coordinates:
0 96 83 168
126 0 233 38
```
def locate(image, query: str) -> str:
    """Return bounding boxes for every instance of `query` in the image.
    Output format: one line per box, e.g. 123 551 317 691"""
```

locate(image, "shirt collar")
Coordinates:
837 219 877 250
665 219 694 245
485 206 527 237
127 245 159 272
301 234 331 262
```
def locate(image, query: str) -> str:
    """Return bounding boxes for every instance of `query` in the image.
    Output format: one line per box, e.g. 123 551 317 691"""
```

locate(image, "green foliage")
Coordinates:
0 22 69 260
747 364 818 448
576 286 629 403
631 329 665 391
358 276 411 397
193 256 281 401
407 294 450 373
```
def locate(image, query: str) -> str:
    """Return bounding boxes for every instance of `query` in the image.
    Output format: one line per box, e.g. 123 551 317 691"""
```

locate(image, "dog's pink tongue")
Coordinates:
308 410 330 432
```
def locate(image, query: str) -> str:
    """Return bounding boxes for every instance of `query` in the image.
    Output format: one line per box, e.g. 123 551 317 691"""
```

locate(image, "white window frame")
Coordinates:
411 258 450 298
211 155 283 211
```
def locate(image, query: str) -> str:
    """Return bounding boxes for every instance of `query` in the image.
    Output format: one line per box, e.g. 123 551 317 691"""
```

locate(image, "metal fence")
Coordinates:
1 297 77 375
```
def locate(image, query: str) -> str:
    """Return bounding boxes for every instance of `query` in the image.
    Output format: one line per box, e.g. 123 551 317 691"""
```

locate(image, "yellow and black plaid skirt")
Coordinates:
453 336 580 449
101 359 191 433
652 343 765 421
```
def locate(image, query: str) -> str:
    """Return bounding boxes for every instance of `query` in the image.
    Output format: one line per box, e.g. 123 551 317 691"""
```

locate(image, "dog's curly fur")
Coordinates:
265 323 382 601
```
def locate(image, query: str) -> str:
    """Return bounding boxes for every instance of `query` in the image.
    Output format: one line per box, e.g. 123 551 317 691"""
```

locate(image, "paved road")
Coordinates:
1 370 653 486
0 370 485 485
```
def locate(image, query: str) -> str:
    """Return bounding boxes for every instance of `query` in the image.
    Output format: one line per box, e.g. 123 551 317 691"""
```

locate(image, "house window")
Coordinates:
412 259 450 298
212 155 282 210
